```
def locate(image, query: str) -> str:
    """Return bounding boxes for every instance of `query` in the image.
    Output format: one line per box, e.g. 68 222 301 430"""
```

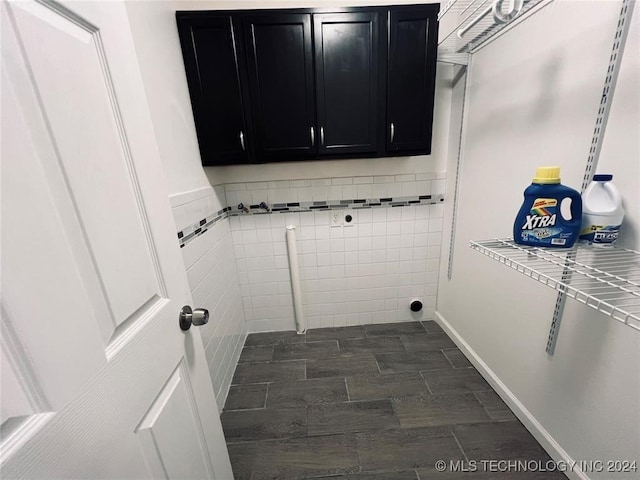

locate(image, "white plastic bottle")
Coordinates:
579 174 624 246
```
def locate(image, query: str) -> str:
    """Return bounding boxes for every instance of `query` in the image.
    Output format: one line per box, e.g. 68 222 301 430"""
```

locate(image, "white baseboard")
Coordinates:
434 311 589 480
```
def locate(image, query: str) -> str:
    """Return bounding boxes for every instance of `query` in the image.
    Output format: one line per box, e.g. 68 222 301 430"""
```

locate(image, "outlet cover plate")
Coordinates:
330 211 343 227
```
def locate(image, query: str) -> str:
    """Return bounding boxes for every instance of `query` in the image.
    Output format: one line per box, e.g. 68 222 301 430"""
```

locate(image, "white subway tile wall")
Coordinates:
226 175 446 332
171 186 247 410
169 175 446 405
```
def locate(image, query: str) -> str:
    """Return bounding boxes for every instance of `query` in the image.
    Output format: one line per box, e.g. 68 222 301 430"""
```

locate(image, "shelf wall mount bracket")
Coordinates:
469 239 640 334
545 0 636 356
437 53 470 65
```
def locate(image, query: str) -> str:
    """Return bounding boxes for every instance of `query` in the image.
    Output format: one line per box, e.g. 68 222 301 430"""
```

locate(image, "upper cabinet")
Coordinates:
243 14 316 161
176 15 252 165
387 7 439 154
176 4 439 165
314 12 382 155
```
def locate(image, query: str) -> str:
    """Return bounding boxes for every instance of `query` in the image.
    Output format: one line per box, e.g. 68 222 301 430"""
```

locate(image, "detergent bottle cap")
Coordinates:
532 166 561 184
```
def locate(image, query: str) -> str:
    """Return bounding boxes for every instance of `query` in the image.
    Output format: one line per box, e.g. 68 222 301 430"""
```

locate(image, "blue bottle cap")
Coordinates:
593 174 613 181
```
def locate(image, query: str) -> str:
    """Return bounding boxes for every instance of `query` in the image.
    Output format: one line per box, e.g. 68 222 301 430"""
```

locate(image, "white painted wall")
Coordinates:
124 0 222 195
437 2 640 478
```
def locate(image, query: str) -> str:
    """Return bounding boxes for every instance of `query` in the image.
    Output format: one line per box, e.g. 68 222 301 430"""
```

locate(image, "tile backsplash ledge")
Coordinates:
177 194 444 249
225 173 446 207
175 174 446 249
171 174 445 234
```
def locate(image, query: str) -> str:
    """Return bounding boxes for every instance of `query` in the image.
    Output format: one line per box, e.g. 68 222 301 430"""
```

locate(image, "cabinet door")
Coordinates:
244 14 315 161
387 6 439 154
314 12 380 155
177 15 251 165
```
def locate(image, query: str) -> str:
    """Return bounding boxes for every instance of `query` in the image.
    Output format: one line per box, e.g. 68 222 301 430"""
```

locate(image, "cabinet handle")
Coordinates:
239 131 245 151
310 127 315 146
320 127 325 146
390 123 395 143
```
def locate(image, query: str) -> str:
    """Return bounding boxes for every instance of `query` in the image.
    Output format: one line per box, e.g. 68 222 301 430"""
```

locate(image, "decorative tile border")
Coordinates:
177 194 445 248
178 207 231 248
232 194 444 214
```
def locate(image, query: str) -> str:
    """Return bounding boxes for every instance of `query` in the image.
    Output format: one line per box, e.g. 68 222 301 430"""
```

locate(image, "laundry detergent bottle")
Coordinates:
513 167 582 248
579 174 624 246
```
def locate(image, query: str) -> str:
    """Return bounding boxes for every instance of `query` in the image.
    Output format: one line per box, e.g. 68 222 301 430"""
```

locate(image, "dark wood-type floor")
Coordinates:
222 321 566 480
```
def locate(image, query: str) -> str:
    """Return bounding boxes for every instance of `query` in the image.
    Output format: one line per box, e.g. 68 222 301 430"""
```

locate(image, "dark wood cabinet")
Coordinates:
314 12 381 155
176 14 252 165
243 14 316 160
176 4 439 165
387 6 439 154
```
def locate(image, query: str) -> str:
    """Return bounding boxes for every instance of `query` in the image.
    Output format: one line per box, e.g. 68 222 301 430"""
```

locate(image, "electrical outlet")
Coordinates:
330 211 343 227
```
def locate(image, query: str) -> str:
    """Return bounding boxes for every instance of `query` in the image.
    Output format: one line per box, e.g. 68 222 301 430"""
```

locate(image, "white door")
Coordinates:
0 0 233 478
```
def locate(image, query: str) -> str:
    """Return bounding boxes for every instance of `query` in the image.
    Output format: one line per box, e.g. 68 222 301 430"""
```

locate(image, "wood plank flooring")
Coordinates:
222 321 566 480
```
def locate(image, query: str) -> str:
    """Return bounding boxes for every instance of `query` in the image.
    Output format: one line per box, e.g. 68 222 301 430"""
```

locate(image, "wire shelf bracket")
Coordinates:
470 239 640 334
438 53 470 66
546 0 636 355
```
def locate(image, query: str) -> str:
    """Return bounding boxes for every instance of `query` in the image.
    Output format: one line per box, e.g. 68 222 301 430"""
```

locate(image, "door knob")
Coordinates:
179 305 209 331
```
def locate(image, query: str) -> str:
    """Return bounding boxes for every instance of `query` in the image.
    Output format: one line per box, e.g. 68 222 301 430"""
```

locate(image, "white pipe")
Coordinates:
285 225 306 334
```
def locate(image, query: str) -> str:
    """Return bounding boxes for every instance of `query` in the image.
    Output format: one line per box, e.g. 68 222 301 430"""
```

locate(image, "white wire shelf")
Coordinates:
438 0 550 60
470 238 640 331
